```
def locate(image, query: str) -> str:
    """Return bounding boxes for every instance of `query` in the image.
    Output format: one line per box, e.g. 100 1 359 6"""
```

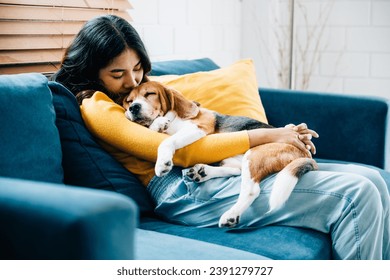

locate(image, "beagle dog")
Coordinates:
123 81 318 228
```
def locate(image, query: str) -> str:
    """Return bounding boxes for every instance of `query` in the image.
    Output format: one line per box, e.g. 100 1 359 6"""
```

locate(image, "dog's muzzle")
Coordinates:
129 103 141 115
126 103 153 127
125 103 142 121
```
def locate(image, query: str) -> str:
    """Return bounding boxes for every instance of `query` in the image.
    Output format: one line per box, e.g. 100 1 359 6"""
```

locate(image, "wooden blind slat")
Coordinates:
0 0 132 9
0 63 60 75
0 49 64 65
0 21 85 35
0 0 133 74
0 35 74 50
0 5 132 21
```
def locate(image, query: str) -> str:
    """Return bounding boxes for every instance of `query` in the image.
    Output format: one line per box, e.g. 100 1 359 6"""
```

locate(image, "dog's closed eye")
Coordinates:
145 92 156 98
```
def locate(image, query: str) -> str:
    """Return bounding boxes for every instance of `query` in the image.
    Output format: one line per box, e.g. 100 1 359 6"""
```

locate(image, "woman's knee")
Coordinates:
346 173 382 211
319 163 388 197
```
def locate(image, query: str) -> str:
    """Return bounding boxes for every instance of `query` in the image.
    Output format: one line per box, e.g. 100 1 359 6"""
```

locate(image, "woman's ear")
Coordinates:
166 87 199 119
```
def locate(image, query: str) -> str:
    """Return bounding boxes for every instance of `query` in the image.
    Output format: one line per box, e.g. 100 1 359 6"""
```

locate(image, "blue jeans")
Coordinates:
147 163 389 260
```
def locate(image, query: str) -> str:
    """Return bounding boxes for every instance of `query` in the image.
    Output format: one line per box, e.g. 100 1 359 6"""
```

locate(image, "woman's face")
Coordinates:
98 48 144 96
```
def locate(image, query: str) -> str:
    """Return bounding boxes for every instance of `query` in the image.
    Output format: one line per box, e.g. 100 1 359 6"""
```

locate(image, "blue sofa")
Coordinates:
0 58 389 260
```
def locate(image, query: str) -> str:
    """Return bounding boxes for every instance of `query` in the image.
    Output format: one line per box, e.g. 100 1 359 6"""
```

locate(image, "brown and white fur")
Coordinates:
123 81 318 228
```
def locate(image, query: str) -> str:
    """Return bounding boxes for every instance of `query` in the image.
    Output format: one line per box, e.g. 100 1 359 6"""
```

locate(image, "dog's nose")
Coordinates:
129 103 141 115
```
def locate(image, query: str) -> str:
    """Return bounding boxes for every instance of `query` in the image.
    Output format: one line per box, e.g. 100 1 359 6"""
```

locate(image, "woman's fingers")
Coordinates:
286 123 319 155
293 123 319 138
286 123 319 138
297 134 316 154
293 134 313 158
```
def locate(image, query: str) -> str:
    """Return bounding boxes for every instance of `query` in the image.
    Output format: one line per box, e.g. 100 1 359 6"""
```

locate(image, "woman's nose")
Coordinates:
123 73 137 89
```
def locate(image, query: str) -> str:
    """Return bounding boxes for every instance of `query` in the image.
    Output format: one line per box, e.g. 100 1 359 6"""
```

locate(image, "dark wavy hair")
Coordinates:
51 15 151 103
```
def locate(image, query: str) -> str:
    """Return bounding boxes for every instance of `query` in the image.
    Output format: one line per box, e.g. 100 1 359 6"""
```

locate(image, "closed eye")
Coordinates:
112 74 123 79
145 92 156 98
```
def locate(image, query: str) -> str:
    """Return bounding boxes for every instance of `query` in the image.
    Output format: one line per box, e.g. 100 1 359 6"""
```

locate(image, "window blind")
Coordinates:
0 0 132 75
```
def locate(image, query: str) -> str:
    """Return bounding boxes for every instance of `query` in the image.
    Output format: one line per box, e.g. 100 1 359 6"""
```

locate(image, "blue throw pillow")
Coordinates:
0 73 63 183
49 82 153 214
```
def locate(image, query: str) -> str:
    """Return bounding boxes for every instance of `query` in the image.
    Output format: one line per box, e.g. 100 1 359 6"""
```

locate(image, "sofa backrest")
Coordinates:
0 73 63 183
151 58 219 76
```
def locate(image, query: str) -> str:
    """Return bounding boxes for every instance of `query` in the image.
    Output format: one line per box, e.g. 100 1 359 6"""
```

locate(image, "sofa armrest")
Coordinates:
260 88 390 171
0 177 138 260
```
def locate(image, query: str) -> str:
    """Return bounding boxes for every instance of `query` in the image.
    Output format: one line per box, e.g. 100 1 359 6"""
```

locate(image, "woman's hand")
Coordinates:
247 123 319 158
285 123 319 155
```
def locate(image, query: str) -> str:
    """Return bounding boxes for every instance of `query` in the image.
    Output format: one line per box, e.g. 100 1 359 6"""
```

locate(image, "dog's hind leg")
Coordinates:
219 151 261 228
185 155 242 183
185 164 241 183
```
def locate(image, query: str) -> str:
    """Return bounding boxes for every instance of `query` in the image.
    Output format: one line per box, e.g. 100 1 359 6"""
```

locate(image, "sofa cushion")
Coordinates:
150 59 268 123
49 82 154 214
0 73 63 183
135 229 269 260
140 217 331 260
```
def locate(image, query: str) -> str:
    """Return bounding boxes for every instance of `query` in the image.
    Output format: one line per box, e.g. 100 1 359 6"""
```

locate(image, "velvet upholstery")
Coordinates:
0 73 63 183
139 218 331 260
0 177 137 260
151 57 219 76
135 229 269 260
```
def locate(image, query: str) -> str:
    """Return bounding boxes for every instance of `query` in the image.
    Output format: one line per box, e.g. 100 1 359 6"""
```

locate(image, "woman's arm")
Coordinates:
248 123 318 158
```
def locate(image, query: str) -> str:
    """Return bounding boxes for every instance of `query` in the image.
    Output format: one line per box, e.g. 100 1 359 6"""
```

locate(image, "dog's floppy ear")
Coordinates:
163 87 199 119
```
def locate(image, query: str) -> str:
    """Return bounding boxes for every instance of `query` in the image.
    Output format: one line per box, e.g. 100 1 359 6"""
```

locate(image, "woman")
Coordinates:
52 15 389 259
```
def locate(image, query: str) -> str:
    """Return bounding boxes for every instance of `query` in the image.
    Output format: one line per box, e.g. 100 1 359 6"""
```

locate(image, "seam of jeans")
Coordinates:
292 188 361 259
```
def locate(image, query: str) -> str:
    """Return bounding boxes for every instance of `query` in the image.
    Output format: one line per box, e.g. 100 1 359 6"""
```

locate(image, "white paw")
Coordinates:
155 156 173 177
219 209 241 228
185 164 210 182
149 117 170 132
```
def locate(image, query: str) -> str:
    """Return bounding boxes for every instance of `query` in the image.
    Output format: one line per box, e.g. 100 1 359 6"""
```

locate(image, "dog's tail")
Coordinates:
268 158 318 212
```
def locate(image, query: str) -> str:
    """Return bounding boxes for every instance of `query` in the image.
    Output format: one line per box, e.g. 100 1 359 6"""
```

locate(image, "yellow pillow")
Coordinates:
149 59 268 123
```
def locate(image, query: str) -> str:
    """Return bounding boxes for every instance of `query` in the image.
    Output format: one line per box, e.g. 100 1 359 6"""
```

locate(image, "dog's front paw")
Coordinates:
185 164 209 182
219 209 240 228
149 117 170 133
155 157 173 177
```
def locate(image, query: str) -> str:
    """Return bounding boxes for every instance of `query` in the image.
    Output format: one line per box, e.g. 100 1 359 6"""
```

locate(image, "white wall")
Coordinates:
129 0 242 67
241 0 390 99
129 0 390 99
